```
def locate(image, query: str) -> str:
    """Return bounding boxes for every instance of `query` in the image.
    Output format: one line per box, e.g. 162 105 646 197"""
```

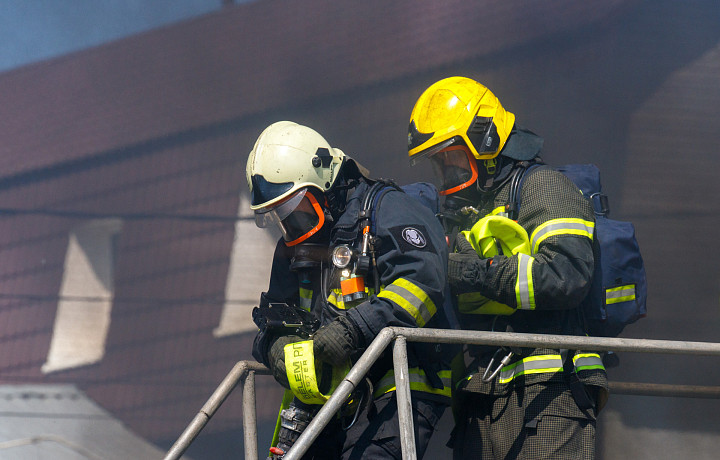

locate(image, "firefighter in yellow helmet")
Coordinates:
408 77 608 460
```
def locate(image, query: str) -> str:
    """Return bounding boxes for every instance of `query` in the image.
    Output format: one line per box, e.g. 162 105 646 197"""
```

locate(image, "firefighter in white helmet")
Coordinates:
408 77 608 460
248 121 454 459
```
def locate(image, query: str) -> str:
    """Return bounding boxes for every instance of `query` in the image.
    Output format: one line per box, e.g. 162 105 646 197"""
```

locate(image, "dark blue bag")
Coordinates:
518 164 647 337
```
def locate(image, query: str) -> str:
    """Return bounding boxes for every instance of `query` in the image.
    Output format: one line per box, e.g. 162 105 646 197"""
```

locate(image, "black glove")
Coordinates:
268 334 303 388
448 233 489 293
313 316 363 367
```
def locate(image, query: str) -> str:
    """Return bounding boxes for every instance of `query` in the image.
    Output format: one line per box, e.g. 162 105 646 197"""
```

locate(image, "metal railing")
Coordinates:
165 360 270 460
165 328 720 460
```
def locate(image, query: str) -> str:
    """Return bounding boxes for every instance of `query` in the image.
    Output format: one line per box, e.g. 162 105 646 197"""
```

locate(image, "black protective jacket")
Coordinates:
253 180 455 403
450 130 608 397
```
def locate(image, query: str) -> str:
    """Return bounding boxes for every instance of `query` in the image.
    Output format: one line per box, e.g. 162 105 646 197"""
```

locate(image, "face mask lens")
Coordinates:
254 189 307 228
258 189 325 246
279 199 321 242
430 146 477 195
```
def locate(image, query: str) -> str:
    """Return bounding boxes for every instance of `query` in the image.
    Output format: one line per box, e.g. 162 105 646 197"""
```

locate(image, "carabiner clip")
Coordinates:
481 348 515 383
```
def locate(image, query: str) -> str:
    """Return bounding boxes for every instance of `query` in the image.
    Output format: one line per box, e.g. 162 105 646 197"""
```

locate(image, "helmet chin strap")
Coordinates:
476 155 516 193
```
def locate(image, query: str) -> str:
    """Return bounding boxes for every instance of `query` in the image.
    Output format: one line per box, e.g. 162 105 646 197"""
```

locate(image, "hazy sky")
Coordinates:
0 1 236 74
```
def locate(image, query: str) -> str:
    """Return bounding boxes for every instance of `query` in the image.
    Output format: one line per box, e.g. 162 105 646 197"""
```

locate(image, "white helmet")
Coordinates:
246 121 346 245
246 121 346 210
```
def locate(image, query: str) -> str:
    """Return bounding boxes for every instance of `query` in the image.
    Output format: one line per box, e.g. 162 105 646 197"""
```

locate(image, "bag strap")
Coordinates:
356 180 402 293
563 350 595 411
363 179 401 235
507 161 543 220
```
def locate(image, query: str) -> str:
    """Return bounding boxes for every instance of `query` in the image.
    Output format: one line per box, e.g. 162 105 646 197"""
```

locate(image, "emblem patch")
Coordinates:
401 227 427 248
389 224 434 253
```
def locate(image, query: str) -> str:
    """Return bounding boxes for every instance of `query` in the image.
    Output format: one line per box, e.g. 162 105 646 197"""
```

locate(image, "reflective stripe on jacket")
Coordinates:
374 368 452 399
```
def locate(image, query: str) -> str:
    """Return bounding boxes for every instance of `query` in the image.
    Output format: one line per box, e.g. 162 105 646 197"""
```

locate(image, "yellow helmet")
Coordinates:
408 77 515 164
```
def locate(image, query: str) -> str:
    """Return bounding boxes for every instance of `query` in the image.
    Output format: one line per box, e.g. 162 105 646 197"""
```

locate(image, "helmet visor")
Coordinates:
409 137 456 166
429 145 478 196
254 188 326 246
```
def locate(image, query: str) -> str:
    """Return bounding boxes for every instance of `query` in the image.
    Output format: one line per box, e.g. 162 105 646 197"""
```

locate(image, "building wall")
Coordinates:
1 1 720 458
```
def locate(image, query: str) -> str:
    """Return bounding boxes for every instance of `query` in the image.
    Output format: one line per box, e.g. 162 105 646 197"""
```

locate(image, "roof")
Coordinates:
0 384 167 460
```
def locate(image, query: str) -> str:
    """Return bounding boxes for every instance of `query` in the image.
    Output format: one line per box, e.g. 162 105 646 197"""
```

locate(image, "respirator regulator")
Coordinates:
329 181 395 305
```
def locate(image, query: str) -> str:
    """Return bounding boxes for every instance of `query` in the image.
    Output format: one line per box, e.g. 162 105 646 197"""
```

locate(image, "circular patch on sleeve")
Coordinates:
401 227 427 248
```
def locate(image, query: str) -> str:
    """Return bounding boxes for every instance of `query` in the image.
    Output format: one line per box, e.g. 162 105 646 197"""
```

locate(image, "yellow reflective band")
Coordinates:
284 340 347 405
327 288 375 310
515 253 536 310
489 205 508 217
377 278 436 327
327 291 340 308
530 218 595 254
573 352 606 371
606 284 636 305
498 354 561 384
497 353 605 384
298 287 313 312
373 368 452 398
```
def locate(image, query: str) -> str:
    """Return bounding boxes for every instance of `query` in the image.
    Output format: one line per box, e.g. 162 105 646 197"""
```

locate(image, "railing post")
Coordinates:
243 370 258 460
393 335 417 460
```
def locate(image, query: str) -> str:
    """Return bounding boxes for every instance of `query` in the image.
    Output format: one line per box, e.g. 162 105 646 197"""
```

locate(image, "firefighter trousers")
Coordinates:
301 392 446 460
451 381 599 460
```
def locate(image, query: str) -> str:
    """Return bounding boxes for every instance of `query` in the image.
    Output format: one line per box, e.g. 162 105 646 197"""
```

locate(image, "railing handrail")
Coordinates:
165 328 720 460
389 327 720 356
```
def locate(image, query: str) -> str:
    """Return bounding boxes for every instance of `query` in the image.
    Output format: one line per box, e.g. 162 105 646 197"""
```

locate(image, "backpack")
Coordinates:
513 163 647 337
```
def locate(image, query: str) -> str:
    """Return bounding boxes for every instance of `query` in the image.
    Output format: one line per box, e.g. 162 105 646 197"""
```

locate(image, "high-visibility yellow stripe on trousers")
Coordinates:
497 352 605 384
374 368 452 398
377 278 436 327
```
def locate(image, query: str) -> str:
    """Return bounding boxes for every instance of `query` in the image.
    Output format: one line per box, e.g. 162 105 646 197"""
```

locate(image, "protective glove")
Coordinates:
268 334 303 389
313 315 363 368
448 233 490 294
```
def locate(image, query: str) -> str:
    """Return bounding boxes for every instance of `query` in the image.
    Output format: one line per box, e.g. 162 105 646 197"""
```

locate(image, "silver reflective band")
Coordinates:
606 284 636 305
516 253 534 310
530 219 594 254
497 353 604 384
298 287 313 311
378 279 436 327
